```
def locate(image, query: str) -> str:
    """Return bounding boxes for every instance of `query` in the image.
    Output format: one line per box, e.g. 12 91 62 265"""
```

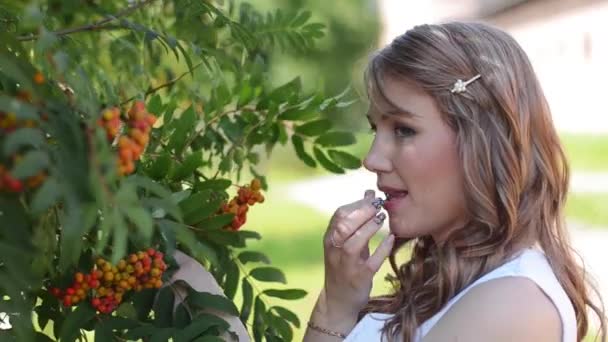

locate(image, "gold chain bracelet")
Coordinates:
307 320 347 339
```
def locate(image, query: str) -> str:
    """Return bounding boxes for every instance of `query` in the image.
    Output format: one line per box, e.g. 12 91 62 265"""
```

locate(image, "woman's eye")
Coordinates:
394 125 415 138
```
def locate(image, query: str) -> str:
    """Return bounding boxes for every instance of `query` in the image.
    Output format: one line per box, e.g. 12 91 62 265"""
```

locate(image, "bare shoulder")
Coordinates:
422 277 562 342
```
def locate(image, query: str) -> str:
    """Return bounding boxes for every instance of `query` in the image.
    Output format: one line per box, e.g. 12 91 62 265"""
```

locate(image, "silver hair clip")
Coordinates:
450 74 481 94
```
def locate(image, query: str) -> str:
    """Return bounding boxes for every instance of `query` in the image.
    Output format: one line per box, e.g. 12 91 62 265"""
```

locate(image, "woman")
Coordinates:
304 22 606 341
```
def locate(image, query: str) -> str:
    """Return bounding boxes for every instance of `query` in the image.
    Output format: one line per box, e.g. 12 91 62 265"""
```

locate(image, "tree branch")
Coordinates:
119 61 205 106
17 0 158 42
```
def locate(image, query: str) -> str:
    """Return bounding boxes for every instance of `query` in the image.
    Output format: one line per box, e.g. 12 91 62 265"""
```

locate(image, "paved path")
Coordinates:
286 169 608 327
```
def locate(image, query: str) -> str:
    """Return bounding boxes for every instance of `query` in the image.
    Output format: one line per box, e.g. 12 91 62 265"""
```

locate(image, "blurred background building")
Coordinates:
379 0 608 133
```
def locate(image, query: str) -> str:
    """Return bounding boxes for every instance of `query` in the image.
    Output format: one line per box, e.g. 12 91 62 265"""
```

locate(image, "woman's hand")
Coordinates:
320 190 395 322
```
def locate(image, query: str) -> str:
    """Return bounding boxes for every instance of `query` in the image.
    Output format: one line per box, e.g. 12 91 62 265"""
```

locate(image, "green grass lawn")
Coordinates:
566 193 608 228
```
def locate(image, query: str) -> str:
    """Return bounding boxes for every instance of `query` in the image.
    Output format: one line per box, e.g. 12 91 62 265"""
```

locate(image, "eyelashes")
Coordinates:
368 123 416 138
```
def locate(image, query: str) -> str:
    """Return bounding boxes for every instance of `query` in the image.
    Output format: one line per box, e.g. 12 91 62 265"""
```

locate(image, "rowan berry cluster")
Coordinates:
0 111 38 134
49 248 167 313
0 161 46 194
220 179 265 231
118 101 156 175
96 101 156 176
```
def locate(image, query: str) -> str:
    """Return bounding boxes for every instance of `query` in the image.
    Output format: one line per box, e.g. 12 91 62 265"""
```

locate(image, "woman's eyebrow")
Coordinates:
367 108 419 122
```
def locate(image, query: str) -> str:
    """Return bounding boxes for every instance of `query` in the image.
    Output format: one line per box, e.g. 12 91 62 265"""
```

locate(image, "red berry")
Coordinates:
63 297 72 307
66 288 75 296
50 287 61 297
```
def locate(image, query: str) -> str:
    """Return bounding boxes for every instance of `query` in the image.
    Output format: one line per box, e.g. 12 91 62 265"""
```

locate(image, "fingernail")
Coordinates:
374 212 386 224
371 198 384 210
364 190 375 198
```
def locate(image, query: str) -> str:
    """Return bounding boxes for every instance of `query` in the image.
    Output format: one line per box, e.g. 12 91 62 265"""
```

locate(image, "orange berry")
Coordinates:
117 259 127 271
150 268 161 277
33 72 44 84
74 272 84 283
102 263 111 272
251 179 261 191
102 109 114 121
127 276 136 285
154 279 163 288
72 295 80 304
103 272 114 282
137 251 146 260
145 114 157 126
76 289 86 298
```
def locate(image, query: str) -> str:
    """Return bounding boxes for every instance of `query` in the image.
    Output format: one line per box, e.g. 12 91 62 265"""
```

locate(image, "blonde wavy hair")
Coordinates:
362 22 606 341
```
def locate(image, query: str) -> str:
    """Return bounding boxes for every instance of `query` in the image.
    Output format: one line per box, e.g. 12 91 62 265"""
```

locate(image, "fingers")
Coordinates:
328 191 384 246
342 212 386 254
366 233 395 273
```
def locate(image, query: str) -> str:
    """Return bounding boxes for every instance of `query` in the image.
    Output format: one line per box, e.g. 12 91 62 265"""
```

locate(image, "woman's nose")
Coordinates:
363 139 392 173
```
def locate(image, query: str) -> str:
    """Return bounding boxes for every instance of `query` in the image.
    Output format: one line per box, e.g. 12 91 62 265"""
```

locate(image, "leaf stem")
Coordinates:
17 0 158 42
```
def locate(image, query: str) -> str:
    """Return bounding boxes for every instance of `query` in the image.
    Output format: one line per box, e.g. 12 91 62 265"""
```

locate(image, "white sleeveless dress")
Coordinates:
344 248 576 342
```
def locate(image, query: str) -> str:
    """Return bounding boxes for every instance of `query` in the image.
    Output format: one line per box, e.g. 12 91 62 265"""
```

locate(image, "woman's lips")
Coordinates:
383 192 408 212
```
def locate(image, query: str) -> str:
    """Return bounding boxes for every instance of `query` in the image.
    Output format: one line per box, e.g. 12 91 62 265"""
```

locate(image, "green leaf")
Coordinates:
127 174 173 198
150 328 175 342
237 83 254 108
94 320 114 342
174 303 191 329
187 291 239 316
314 131 356 147
327 150 362 169
224 260 239 300
116 302 138 320
153 287 175 328
291 135 316 167
30 177 61 215
238 251 270 265
171 151 205 182
180 191 224 225
237 230 262 241
294 119 332 136
249 267 287 284
271 306 301 328
252 296 266 342
59 304 96 342
240 279 254 324
11 150 49 178
166 219 219 265
145 152 173 181
195 179 232 191
167 105 197 154
122 206 154 240
3 127 45 156
147 94 164 116
263 288 307 300
313 147 344 174
259 77 301 109
280 107 318 121
175 314 229 341
195 213 234 230
268 312 293 341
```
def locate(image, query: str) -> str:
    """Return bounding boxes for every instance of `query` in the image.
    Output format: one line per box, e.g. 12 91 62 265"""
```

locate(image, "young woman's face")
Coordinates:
364 76 469 241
